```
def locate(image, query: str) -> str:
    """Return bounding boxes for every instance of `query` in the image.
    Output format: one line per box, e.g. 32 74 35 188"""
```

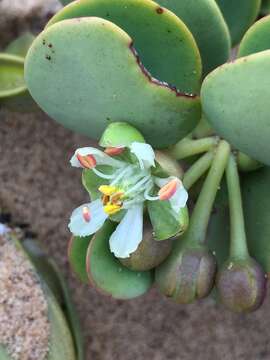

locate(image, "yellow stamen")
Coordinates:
103 203 122 215
111 191 124 204
99 185 118 196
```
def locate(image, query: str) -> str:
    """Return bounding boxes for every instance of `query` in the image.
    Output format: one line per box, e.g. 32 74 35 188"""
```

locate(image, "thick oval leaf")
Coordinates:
25 17 201 148
86 221 153 299
216 0 261 46
147 201 189 240
2 236 76 360
46 287 76 360
262 0 270 14
156 0 230 76
47 0 202 94
68 235 93 283
238 16 270 57
5 32 35 57
22 238 84 360
242 167 270 273
0 53 35 112
0 54 25 98
201 50 270 165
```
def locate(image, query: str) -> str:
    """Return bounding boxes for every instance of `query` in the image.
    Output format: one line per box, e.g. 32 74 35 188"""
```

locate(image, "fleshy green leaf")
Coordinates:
238 15 270 57
157 0 230 76
147 200 189 240
68 235 93 283
0 53 35 112
201 50 270 166
5 32 35 57
86 221 153 299
216 0 261 46
25 13 201 148
242 167 270 273
47 0 202 94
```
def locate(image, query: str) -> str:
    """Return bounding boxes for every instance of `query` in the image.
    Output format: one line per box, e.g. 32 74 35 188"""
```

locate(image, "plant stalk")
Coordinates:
184 140 230 247
226 154 249 260
183 151 214 190
167 136 218 160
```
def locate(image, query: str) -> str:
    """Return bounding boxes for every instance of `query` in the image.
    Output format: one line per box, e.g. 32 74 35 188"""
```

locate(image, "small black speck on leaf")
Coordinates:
45 55 51 61
156 7 164 14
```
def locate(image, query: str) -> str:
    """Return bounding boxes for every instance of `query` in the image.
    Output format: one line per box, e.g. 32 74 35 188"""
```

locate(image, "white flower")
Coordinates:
68 142 188 258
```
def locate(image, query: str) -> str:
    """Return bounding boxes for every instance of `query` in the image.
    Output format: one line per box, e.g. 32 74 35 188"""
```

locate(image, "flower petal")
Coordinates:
68 199 108 236
130 142 155 170
154 176 188 213
70 147 124 168
109 203 143 258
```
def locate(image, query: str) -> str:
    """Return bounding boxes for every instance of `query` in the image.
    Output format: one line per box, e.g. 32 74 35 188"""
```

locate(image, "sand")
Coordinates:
0 110 269 360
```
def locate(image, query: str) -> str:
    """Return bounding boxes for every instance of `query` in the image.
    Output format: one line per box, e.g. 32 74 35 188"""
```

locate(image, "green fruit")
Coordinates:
25 17 201 148
155 244 216 303
201 50 270 165
120 220 172 271
217 258 266 313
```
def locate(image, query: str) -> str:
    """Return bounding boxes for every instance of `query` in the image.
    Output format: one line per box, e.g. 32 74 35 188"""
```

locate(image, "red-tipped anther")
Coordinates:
104 147 125 156
77 153 96 169
158 179 178 201
82 206 91 222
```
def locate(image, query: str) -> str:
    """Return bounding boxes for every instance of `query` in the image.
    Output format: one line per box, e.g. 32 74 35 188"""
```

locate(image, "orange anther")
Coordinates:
77 153 96 169
158 179 178 201
104 147 125 156
82 206 91 222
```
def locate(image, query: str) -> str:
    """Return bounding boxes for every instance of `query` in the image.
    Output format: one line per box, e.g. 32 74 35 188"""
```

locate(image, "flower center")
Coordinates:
99 185 124 215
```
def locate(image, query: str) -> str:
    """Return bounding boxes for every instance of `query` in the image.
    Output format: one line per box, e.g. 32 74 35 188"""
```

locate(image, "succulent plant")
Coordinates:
0 222 83 360
0 33 36 112
21 0 270 313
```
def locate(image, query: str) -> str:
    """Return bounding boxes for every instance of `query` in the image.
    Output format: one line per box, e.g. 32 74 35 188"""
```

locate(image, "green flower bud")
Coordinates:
99 122 145 148
217 257 267 313
155 245 216 304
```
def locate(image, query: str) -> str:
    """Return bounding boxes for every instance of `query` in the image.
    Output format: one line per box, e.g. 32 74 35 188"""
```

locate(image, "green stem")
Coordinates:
167 136 218 160
226 154 249 260
183 151 214 190
184 140 230 247
192 116 215 139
